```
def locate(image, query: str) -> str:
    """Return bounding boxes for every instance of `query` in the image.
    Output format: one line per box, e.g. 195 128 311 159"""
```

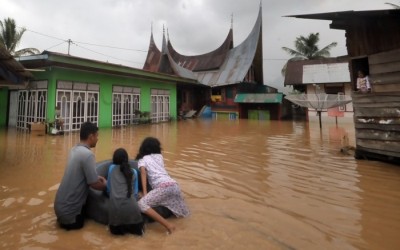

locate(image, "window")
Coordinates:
16 81 48 129
112 86 140 127
151 89 170 123
56 81 99 131
351 57 369 91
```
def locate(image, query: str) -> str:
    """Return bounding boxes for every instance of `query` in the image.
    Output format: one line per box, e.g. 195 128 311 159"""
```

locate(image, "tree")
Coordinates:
0 18 40 56
281 32 337 76
385 2 400 8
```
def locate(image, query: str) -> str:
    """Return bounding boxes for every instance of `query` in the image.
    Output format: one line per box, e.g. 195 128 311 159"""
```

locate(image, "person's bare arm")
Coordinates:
143 207 176 234
89 176 106 190
140 167 148 195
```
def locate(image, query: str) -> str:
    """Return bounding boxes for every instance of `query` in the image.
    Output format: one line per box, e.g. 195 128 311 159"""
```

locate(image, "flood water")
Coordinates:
0 119 399 250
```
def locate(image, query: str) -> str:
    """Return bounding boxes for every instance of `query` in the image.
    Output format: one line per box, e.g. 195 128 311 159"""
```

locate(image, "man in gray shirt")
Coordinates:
54 121 106 230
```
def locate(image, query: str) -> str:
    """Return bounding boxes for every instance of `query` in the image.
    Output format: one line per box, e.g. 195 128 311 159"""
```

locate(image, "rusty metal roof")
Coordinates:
143 6 263 88
143 33 162 72
286 9 400 30
0 45 33 86
194 7 262 87
168 29 233 72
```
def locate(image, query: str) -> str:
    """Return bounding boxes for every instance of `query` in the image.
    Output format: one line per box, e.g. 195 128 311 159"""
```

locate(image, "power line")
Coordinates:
18 26 146 66
74 43 144 66
21 27 66 42
19 26 289 65
20 26 148 53
74 40 147 53
45 41 68 51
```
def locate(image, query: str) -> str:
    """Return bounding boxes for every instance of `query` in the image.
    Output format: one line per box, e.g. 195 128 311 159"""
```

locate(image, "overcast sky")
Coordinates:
0 0 394 91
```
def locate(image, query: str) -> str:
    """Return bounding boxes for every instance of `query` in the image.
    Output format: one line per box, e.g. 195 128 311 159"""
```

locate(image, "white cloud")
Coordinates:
0 0 392 91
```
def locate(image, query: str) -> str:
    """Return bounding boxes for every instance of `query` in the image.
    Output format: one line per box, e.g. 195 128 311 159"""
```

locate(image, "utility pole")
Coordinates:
67 39 72 55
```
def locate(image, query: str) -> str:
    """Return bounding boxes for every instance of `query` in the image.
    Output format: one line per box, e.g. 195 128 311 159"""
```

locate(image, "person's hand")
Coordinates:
166 223 176 234
98 176 106 184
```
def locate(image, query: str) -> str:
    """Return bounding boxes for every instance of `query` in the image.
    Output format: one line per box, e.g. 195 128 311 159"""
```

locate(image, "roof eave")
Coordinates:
19 51 198 84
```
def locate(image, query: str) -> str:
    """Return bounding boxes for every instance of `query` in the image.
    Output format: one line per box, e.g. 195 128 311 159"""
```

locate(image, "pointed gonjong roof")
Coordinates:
143 6 263 87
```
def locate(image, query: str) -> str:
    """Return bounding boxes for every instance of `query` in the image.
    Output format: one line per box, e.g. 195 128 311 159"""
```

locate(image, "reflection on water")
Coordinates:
1 120 400 249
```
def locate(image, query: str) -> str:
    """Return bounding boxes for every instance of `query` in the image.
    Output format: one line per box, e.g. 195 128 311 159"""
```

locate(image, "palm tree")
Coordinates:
385 2 400 8
0 17 40 56
281 32 337 76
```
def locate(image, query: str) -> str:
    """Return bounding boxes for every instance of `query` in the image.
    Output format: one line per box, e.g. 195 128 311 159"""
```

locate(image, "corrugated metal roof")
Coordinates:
143 33 162 72
284 57 350 86
168 29 233 72
234 93 283 103
143 6 263 88
286 9 400 30
303 62 350 83
180 6 262 87
0 45 33 85
286 9 400 22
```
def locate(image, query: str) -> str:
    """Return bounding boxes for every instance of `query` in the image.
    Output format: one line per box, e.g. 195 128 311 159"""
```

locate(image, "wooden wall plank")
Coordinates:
369 72 400 85
356 129 400 140
355 123 400 131
372 84 400 93
352 92 400 103
353 97 400 104
369 61 400 75
355 102 400 108
357 139 400 153
357 146 400 158
354 107 400 117
369 48 400 64
355 118 400 125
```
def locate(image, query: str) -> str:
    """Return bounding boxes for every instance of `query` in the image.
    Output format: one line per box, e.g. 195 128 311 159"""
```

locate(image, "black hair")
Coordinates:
80 122 98 140
112 148 133 198
135 137 162 160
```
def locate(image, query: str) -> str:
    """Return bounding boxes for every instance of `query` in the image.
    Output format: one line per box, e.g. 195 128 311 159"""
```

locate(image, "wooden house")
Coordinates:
288 9 400 163
284 57 354 121
143 6 283 120
0 46 33 127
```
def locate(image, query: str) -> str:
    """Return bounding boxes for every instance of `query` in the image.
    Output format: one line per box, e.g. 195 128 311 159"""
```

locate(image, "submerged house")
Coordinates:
288 9 400 162
143 6 283 120
0 45 33 127
2 51 197 131
284 57 354 120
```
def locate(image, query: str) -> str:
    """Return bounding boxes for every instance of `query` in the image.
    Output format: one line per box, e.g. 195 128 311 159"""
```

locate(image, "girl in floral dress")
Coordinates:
135 137 189 234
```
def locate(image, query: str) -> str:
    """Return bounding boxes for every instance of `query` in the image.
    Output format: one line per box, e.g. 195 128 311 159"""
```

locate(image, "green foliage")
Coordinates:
281 32 337 76
0 17 40 56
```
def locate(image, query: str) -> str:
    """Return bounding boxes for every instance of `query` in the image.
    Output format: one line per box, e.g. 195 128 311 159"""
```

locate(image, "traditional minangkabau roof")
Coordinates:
142 31 162 72
143 6 263 88
167 28 233 72
0 45 33 86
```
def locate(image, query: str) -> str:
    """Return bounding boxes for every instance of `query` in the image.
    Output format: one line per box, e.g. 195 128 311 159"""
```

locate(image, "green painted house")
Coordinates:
1 51 197 131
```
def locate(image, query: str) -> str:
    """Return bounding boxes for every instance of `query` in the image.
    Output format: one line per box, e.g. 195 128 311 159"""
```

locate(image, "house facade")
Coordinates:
1 51 197 131
143 6 283 120
284 57 354 120
0 45 33 127
289 9 400 163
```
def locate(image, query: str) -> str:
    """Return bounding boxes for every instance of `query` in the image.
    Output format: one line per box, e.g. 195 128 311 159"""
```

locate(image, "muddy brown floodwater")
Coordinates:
1 119 400 249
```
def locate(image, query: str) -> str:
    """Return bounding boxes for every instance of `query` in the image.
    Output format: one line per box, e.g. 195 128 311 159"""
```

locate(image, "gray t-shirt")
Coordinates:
54 144 99 224
107 164 143 226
